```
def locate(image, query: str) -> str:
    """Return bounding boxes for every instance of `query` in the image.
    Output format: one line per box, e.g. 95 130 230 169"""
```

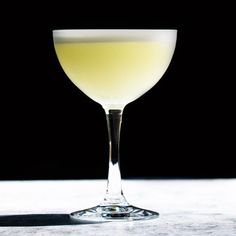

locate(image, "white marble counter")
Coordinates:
0 179 236 235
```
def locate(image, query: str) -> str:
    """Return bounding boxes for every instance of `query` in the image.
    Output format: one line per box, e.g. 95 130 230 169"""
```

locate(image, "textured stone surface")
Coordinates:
0 179 235 235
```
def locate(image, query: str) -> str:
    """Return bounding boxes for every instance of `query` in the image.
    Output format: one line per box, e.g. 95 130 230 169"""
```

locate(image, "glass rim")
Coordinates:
53 29 177 43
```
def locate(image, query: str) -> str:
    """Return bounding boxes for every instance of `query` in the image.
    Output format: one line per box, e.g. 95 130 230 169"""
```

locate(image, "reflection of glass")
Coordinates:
53 29 177 222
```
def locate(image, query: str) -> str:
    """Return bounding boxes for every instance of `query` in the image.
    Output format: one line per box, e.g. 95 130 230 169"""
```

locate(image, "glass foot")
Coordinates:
70 205 159 222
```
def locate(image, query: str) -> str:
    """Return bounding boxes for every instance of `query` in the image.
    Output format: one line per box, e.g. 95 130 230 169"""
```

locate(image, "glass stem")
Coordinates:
100 109 128 206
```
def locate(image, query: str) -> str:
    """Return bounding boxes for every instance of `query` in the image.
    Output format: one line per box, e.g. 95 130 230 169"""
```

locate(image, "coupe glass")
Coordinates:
53 29 177 222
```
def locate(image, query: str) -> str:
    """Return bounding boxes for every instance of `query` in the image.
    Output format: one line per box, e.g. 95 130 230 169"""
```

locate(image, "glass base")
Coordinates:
70 205 159 222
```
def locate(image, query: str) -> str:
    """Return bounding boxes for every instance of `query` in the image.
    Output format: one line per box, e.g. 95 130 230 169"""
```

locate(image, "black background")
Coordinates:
0 2 235 180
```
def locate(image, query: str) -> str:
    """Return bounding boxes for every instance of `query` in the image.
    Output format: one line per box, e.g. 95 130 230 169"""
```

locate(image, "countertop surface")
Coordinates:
0 179 236 235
